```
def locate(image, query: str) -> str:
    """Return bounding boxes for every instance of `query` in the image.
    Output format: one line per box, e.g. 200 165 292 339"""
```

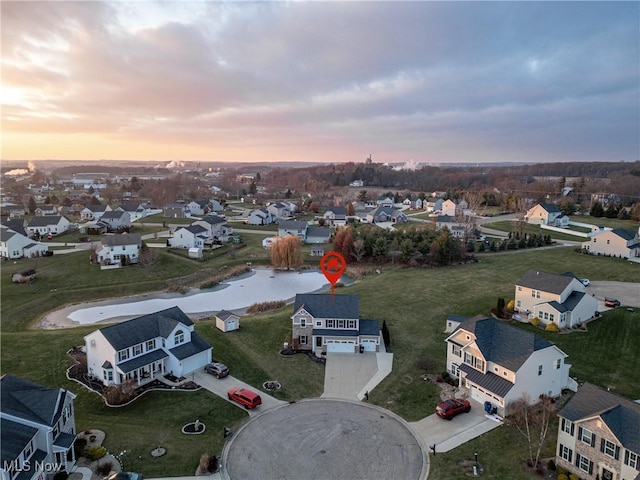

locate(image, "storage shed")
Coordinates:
12 269 36 284
188 247 203 259
215 310 240 332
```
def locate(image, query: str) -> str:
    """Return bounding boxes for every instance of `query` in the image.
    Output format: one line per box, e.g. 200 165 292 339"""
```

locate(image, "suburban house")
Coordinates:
245 208 275 225
191 215 232 244
0 374 78 478
34 205 57 216
291 294 381 355
185 200 211 216
168 225 208 249
98 210 131 232
441 199 468 217
215 310 240 332
1 225 49 259
582 227 640 261
376 195 395 208
435 215 473 239
96 233 142 266
163 203 190 219
445 316 572 416
525 203 569 227
305 226 332 244
26 216 71 238
116 202 148 222
80 204 112 221
84 306 212 387
323 206 347 228
556 382 640 480
366 206 408 224
2 205 26 218
266 202 294 221
278 220 308 240
514 270 598 329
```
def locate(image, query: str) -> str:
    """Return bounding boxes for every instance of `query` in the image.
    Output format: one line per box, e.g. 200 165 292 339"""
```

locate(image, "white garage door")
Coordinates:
361 340 377 352
326 340 355 353
226 319 238 331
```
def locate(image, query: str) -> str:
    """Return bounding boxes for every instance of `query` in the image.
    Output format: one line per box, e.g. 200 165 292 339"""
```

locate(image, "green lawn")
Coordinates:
485 220 589 241
569 215 640 231
2 245 639 477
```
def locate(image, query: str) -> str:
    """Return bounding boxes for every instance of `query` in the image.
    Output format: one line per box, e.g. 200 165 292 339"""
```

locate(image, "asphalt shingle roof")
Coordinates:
516 270 576 295
279 220 308 231
27 216 64 227
306 226 331 239
294 294 359 320
560 382 640 454
459 363 514 397
540 203 561 213
170 331 211 360
1 418 38 466
611 228 637 241
101 233 141 247
98 306 193 350
197 215 226 225
0 374 71 427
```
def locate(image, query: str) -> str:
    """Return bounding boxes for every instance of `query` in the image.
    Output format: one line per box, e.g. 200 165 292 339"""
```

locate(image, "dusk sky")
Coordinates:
1 1 639 164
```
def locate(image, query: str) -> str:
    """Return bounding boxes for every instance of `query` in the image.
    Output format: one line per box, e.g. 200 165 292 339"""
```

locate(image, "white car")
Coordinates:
581 278 590 286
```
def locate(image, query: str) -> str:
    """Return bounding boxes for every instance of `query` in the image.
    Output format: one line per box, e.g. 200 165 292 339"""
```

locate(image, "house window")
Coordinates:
577 454 593 474
601 439 619 459
146 340 155 351
558 443 573 463
300 318 306 328
337 320 345 328
516 300 521 308
555 359 562 369
625 450 639 469
347 320 357 329
451 363 459 376
606 239 610 244
316 321 322 327
300 335 308 345
561 418 574 435
118 349 129 362
549 314 554 322
174 330 184 345
326 320 335 328
452 344 462 357
23 439 33 459
464 352 473 364
538 365 543 376
133 344 143 356
103 369 113 382
579 427 595 446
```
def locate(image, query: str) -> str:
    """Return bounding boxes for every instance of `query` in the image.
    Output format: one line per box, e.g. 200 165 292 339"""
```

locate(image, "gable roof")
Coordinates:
279 220 308 231
456 317 556 371
0 374 73 427
547 290 587 313
560 382 640 454
1 218 27 236
101 233 142 247
306 226 331 239
27 216 65 227
540 203 561 213
216 310 238 321
176 225 208 235
98 306 193 350
611 228 637 241
196 215 226 225
101 210 127 220
516 270 576 295
294 294 359 320
326 206 347 215
1 417 39 466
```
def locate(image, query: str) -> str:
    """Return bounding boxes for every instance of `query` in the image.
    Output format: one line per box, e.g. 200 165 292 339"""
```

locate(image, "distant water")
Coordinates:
67 269 340 324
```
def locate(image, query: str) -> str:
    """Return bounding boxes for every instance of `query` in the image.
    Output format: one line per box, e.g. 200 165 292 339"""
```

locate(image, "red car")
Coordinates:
227 387 262 409
436 398 471 420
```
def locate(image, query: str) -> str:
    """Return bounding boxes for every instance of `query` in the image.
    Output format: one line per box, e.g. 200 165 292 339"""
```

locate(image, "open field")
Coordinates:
2 243 639 478
569 215 640 231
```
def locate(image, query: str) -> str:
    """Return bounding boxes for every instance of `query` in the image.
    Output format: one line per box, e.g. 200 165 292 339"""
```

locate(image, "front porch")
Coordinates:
117 350 169 386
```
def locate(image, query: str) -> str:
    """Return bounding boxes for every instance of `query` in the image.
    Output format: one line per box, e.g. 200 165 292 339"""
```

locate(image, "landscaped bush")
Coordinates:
557 474 568 480
246 300 286 314
530 317 541 326
97 461 113 476
86 445 107 461
569 474 579 480
557 467 566 475
545 322 560 333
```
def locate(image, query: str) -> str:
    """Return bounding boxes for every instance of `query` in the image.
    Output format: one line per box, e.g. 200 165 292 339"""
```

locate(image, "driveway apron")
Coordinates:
321 352 378 401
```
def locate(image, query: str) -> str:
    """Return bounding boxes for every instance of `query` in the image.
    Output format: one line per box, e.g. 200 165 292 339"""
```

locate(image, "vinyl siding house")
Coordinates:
291 294 381 355
435 215 473 239
98 211 131 231
84 306 212 387
168 225 208 249
366 206 408 224
1 375 78 480
34 205 57 216
525 203 569 227
80 204 111 221
582 227 640 261
323 206 347 227
0 226 49 259
163 203 190 219
445 316 572 416
246 208 275 225
191 215 232 243
556 383 640 480
96 233 142 266
26 216 71 238
514 270 598 328
116 202 148 222
185 200 211 216
266 202 294 221
278 220 308 240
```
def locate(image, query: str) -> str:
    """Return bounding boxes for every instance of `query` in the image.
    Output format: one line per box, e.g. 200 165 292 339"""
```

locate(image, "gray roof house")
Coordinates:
445 316 573 416
1 374 78 478
84 306 212 387
556 382 640 480
366 206 408 224
291 294 381 355
98 210 131 231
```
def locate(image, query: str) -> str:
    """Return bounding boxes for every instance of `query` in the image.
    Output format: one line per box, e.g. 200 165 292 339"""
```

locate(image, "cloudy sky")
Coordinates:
1 1 638 164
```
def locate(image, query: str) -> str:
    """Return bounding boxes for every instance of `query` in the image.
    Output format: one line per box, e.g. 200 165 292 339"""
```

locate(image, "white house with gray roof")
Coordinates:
0 225 48 260
514 270 598 328
168 225 208 249
26 216 70 238
84 306 212 387
525 203 569 227
96 233 142 265
291 294 381 355
445 316 572 416
1 374 77 479
191 215 232 243
556 382 640 480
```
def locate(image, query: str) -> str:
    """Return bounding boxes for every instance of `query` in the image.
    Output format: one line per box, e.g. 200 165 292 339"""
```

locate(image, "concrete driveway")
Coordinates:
192 370 286 417
585 281 640 309
321 351 394 401
410 400 503 453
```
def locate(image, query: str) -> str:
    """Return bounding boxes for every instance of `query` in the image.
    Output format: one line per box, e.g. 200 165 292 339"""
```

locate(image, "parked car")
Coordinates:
103 473 143 480
227 387 262 409
581 278 590 286
204 362 229 378
436 398 471 420
604 297 620 307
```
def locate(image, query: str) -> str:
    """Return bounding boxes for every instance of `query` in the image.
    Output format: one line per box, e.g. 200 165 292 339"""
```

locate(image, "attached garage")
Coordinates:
326 340 356 353
360 339 378 352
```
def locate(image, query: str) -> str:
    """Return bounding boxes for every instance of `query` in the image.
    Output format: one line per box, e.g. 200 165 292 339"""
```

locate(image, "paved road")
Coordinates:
586 281 640 309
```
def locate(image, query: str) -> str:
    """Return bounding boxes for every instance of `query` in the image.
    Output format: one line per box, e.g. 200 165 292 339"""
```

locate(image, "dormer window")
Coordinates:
174 330 185 345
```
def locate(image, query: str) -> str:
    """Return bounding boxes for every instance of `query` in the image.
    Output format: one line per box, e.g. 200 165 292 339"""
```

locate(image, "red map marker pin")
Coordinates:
320 251 346 299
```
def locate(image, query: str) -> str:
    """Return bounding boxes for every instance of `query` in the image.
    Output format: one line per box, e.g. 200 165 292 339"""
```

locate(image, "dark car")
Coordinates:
604 297 620 307
102 473 143 480
436 398 471 420
204 362 229 378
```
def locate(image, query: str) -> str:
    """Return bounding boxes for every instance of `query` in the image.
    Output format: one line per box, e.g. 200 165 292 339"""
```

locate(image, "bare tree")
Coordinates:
270 236 303 270
508 394 556 469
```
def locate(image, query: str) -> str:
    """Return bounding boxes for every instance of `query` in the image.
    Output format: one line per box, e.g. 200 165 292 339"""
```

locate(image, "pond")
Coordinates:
66 268 348 325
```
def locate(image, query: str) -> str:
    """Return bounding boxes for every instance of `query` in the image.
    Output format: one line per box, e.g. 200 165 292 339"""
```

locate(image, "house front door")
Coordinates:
601 468 614 480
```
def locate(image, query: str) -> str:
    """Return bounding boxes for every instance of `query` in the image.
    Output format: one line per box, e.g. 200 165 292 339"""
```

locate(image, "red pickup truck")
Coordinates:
436 398 471 420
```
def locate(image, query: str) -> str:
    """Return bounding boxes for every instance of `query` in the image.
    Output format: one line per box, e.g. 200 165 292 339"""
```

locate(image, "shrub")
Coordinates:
569 475 579 480
246 300 286 314
545 322 560 333
507 299 515 310
557 467 567 475
557 475 568 480
73 437 87 459
547 459 556 471
530 317 541 326
97 461 113 476
86 445 107 461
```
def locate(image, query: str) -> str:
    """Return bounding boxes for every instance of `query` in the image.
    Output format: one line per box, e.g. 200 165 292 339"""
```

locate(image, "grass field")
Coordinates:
2 242 639 478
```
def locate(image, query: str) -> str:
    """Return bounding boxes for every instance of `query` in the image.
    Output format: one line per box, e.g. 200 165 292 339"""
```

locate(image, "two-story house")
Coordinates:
441 199 468 217
278 220 308 240
34 205 57 217
323 207 347 228
1 225 49 259
556 382 640 480
266 202 294 221
80 204 112 221
116 202 148 222
1 374 77 479
514 270 598 328
26 216 71 238
435 215 473 239
168 225 208 249
96 233 142 265
98 210 131 232
525 203 569 227
245 208 275 226
582 227 640 261
445 316 572 416
291 294 381 355
366 206 408 224
163 203 190 219
84 306 212 387
191 215 232 244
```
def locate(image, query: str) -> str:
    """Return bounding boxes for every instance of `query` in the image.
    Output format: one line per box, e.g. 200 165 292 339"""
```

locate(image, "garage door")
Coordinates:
361 340 377 352
226 319 237 331
326 340 355 353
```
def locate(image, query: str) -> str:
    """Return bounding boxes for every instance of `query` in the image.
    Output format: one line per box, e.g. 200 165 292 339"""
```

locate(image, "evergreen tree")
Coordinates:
381 320 391 349
590 201 604 217
28 196 37 214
